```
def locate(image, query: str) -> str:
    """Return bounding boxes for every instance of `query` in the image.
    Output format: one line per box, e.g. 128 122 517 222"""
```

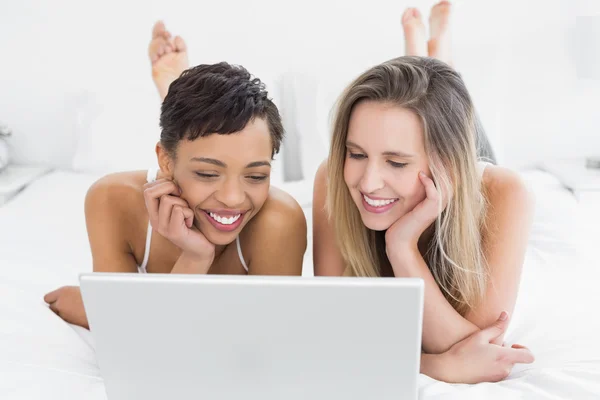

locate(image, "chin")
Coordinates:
202 229 239 246
360 214 395 232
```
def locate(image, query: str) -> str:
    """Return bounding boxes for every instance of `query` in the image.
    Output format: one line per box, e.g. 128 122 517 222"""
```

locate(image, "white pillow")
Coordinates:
71 80 286 187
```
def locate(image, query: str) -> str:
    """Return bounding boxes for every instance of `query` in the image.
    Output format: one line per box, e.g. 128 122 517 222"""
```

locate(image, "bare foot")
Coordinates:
148 21 189 100
428 1 453 66
402 8 427 57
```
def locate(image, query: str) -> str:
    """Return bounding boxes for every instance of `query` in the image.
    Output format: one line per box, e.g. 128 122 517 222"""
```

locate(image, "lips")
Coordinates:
361 193 399 214
203 209 247 232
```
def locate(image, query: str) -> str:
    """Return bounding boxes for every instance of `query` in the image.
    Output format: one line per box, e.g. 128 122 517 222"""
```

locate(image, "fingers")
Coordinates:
144 178 191 236
181 206 194 228
478 311 509 343
143 179 180 195
419 171 439 203
157 194 189 233
502 346 535 364
143 180 180 227
170 205 195 232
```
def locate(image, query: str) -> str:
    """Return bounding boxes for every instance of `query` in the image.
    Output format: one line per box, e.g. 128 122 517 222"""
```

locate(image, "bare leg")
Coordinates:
148 21 189 100
402 8 427 57
427 1 453 66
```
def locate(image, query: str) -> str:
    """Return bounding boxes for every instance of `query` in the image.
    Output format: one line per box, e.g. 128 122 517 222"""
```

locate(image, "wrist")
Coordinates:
173 251 213 274
387 244 421 275
387 241 419 260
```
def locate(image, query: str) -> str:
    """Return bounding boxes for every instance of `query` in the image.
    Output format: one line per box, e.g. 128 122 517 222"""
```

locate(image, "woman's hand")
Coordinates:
43 286 89 329
143 178 215 266
385 171 447 262
424 312 535 383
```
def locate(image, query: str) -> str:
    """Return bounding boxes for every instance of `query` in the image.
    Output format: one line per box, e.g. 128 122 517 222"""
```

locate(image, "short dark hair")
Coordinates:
159 62 284 158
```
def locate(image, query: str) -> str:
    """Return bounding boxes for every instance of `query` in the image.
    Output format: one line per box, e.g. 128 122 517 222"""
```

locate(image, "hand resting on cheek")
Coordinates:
142 178 216 266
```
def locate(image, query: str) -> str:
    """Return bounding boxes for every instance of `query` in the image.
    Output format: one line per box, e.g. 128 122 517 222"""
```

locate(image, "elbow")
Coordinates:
422 335 467 355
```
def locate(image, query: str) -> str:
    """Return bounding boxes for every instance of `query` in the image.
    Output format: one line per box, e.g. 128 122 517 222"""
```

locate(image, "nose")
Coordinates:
359 161 385 194
214 178 245 208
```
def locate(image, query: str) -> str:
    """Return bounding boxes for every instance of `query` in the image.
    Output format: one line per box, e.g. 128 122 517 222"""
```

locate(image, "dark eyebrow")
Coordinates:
190 157 226 167
246 161 271 168
190 157 271 169
346 141 413 158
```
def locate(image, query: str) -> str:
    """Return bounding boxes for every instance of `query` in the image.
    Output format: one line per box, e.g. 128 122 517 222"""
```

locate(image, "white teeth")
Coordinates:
363 194 397 207
209 212 241 225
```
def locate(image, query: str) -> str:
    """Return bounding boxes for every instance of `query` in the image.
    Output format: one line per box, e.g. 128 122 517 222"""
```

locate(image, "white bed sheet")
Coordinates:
1 168 599 400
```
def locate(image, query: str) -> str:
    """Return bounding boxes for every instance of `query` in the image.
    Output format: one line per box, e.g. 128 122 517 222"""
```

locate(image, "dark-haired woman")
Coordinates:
44 22 307 329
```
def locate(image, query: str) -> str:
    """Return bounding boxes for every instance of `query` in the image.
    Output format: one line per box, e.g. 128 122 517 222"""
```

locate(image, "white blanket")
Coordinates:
1 169 599 399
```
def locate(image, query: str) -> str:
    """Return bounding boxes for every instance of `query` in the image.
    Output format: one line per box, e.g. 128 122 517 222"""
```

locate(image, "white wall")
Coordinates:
0 0 598 172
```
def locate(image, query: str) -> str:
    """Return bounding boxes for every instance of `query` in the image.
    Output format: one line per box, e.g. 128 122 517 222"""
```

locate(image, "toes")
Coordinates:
149 39 165 62
402 8 420 24
430 1 452 20
152 20 166 39
174 36 187 53
162 39 173 53
402 8 413 23
402 7 424 28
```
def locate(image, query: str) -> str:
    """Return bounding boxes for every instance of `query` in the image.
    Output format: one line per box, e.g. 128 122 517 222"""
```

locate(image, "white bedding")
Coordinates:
1 168 599 399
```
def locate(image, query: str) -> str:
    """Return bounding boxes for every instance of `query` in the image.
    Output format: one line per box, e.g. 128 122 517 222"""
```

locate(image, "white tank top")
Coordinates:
137 168 248 273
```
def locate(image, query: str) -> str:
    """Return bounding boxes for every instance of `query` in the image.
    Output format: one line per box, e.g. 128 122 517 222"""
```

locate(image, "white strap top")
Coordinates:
137 168 248 273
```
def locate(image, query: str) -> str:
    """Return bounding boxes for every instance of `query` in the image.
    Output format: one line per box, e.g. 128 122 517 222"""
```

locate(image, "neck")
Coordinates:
213 244 228 262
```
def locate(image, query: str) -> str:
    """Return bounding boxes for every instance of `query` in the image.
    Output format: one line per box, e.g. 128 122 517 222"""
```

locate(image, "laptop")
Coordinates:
80 273 424 400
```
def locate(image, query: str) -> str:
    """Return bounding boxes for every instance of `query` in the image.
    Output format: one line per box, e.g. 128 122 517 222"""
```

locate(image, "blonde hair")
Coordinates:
327 56 489 316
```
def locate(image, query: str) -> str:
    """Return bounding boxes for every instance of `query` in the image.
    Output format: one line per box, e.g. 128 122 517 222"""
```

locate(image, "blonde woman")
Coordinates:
313 2 535 384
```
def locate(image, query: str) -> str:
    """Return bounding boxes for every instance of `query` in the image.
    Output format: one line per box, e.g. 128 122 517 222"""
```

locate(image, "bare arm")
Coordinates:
464 168 534 329
391 167 534 353
86 178 142 273
44 176 141 328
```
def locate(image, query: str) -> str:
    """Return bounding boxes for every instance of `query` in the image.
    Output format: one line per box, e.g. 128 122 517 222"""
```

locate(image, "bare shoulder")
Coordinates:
245 185 308 239
314 159 328 190
312 159 329 214
241 184 308 258
482 165 534 209
84 170 148 224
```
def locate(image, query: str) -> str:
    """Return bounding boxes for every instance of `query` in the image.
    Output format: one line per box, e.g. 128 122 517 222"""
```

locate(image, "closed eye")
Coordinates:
349 152 366 160
247 175 268 182
388 161 408 168
195 172 218 178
